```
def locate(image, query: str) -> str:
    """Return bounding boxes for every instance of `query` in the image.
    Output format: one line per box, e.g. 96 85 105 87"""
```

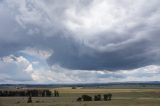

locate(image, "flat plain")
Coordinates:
0 88 160 106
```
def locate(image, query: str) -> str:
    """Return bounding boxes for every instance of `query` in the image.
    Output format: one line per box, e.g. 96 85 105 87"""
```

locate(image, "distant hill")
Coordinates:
0 81 160 89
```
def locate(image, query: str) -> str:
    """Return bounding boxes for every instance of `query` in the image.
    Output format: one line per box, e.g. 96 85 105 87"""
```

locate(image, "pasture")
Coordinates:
0 88 160 106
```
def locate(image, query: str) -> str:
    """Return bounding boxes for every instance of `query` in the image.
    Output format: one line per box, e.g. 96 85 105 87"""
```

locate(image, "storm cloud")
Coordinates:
0 0 160 83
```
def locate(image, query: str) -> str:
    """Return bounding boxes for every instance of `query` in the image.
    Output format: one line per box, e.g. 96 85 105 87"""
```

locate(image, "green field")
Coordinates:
0 88 160 106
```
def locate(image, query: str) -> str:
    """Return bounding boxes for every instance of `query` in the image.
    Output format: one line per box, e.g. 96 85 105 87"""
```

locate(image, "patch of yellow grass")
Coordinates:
51 88 160 94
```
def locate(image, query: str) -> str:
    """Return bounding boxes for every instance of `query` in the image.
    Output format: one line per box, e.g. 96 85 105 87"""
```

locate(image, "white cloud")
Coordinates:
65 0 160 34
64 0 160 52
3 0 160 52
5 0 68 36
0 55 33 83
0 54 160 84
120 65 160 82
27 64 160 84
20 47 53 59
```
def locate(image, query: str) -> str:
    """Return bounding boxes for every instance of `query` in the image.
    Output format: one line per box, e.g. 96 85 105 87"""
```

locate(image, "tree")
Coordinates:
27 96 32 103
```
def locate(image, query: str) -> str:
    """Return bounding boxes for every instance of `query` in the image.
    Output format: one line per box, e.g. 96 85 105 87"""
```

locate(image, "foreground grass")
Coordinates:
0 88 160 106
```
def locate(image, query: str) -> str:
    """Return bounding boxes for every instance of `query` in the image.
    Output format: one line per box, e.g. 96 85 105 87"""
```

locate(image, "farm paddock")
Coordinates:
0 88 160 106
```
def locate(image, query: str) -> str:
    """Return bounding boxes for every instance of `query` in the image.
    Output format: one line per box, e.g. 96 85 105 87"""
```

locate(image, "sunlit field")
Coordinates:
0 88 160 106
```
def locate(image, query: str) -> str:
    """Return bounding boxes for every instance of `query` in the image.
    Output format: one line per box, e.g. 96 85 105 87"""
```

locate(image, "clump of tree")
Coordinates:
77 93 112 102
77 97 82 101
104 93 112 101
94 94 101 101
54 90 59 97
77 95 92 102
72 86 77 89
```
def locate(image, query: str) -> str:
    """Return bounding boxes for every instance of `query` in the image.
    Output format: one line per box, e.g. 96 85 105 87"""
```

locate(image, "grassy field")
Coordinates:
0 88 160 106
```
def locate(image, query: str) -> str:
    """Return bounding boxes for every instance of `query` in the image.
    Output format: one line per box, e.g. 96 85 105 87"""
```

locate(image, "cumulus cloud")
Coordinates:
0 55 33 83
0 0 160 83
1 55 160 83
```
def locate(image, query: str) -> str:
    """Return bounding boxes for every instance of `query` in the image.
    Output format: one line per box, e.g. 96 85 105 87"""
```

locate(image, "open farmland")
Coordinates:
0 88 160 106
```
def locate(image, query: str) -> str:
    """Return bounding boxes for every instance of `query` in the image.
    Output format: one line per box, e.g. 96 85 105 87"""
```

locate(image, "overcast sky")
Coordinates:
0 0 160 84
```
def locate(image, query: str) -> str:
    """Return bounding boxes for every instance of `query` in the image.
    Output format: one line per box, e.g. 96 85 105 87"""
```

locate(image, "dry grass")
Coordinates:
0 88 160 106
54 88 160 93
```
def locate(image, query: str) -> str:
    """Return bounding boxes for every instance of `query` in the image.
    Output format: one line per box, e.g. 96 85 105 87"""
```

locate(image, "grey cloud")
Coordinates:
48 35 157 70
0 0 160 72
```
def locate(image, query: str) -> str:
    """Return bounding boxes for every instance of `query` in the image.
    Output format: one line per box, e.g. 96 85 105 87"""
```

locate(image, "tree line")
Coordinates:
0 89 60 97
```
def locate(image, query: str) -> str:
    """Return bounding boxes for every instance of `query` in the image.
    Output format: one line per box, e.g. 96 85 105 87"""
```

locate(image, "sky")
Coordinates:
0 0 160 84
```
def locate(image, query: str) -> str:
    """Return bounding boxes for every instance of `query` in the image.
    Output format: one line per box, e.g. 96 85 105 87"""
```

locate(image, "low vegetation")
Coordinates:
0 88 160 106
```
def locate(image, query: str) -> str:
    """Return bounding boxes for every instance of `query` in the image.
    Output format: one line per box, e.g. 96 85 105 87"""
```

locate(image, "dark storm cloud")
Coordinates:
0 0 160 71
47 34 159 70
